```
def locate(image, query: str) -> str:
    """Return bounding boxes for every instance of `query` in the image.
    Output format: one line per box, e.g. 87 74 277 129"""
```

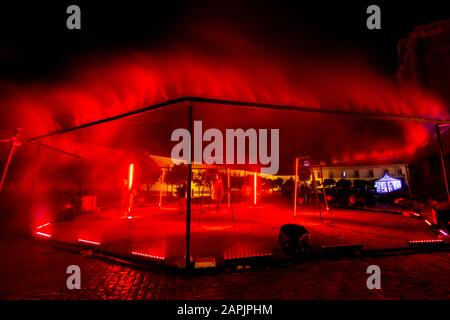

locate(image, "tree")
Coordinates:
323 178 336 188
281 178 294 196
262 178 275 191
336 179 352 189
353 179 369 191
136 151 162 192
166 163 188 197
274 177 284 189
192 172 203 196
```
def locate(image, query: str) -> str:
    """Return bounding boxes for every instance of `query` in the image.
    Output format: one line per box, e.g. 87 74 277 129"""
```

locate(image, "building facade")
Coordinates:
312 164 407 183
398 19 450 201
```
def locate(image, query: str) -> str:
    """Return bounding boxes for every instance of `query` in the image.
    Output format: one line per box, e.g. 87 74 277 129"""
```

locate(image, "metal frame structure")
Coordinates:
25 96 450 270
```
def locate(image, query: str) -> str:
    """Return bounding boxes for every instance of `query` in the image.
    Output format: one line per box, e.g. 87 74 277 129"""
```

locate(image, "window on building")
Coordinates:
342 170 346 178
397 168 403 175
368 169 374 178
354 170 360 178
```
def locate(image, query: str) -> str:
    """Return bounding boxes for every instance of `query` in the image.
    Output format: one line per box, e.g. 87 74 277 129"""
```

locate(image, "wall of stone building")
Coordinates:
312 165 406 182
408 154 450 201
397 19 450 106
398 20 450 201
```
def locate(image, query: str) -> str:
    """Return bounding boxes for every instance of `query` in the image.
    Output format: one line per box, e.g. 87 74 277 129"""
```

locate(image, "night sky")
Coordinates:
1 0 449 84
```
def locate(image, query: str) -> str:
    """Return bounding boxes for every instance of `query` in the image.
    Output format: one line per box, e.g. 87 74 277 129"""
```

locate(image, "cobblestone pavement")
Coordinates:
1 239 450 299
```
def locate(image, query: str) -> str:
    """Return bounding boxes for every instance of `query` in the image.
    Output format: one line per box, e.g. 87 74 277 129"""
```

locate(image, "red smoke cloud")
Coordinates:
0 21 446 166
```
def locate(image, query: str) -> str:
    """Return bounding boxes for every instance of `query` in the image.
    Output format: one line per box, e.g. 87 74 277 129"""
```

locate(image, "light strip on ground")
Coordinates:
35 231 51 238
409 239 444 244
36 222 50 229
78 238 101 246
131 251 165 260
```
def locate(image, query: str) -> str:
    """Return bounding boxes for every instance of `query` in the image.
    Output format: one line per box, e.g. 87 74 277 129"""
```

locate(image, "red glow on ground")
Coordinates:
33 202 440 265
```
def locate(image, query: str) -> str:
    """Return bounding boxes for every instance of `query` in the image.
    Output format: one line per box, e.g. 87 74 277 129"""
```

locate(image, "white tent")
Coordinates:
375 173 402 193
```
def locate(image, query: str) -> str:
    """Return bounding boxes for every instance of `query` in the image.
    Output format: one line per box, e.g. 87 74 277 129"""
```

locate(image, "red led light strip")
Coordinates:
78 238 101 246
128 163 134 191
35 231 52 238
409 239 444 244
36 222 50 229
224 252 272 260
131 251 165 260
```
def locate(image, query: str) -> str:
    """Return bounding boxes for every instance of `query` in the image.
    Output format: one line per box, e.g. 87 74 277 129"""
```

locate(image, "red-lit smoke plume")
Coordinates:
0 19 446 168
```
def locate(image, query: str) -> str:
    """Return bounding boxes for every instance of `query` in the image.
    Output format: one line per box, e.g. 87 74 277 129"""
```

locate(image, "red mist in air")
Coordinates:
0 22 447 166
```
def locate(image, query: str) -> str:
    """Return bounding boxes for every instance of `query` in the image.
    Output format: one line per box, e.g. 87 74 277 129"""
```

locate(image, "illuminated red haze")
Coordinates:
0 25 447 165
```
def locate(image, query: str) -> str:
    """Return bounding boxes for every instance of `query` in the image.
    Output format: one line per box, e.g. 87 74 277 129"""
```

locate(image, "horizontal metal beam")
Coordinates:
28 96 450 141
28 97 188 141
187 96 450 124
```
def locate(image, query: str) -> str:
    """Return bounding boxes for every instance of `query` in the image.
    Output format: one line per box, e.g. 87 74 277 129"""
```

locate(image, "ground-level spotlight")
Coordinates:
194 257 217 269
278 224 310 257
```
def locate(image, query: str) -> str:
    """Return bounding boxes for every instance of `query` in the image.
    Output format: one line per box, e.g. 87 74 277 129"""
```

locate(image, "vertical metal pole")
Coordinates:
185 103 193 270
253 172 257 206
405 163 412 201
320 165 329 210
0 128 21 192
293 157 299 220
158 170 165 207
312 168 324 224
127 163 134 217
30 142 41 232
227 167 235 225
199 182 204 224
436 124 450 205
227 168 231 209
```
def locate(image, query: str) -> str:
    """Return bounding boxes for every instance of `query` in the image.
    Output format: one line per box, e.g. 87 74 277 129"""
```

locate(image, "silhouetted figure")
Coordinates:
212 174 224 211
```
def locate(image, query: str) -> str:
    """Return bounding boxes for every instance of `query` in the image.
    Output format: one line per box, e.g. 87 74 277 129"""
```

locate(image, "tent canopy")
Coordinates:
29 97 447 175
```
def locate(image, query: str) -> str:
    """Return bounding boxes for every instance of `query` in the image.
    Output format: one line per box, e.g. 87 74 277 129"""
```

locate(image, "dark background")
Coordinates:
0 0 449 84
